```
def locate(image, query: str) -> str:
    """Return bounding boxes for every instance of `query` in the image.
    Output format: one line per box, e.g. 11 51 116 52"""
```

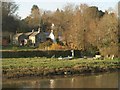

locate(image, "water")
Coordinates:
2 72 120 88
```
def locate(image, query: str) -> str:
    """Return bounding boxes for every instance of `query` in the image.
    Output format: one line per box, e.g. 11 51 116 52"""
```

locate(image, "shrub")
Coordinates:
38 40 52 50
2 50 82 58
48 43 64 50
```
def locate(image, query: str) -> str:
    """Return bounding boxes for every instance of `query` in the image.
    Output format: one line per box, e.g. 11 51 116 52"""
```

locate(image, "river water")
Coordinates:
2 72 120 88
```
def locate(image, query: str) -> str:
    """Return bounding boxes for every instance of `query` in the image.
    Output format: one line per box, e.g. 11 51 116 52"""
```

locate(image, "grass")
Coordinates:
2 57 120 79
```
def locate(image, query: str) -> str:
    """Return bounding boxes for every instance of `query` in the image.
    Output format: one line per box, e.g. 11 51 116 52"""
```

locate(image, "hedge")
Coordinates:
2 50 81 58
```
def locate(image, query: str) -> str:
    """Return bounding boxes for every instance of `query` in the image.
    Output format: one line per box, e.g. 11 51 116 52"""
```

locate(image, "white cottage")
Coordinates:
49 30 56 43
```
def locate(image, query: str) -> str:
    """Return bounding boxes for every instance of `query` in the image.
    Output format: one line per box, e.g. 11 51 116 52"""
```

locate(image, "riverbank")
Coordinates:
2 57 120 79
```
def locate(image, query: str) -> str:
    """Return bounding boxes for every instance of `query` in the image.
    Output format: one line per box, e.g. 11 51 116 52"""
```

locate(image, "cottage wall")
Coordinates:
13 33 26 46
29 36 36 44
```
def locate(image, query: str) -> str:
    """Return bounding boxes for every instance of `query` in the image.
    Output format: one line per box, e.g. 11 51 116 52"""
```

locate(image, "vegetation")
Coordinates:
38 40 52 50
2 50 81 58
48 43 65 50
2 45 34 51
2 58 120 79
2 2 120 57
1 2 120 81
2 2 20 33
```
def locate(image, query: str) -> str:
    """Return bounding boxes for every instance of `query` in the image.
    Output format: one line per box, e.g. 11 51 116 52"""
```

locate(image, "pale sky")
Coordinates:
13 0 119 19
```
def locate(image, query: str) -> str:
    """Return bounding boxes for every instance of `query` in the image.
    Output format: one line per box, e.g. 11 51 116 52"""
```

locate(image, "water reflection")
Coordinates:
2 72 119 88
50 79 55 88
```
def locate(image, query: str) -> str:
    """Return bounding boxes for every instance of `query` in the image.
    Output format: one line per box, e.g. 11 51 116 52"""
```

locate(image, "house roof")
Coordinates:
29 32 39 36
45 32 50 36
25 32 33 36
14 33 23 37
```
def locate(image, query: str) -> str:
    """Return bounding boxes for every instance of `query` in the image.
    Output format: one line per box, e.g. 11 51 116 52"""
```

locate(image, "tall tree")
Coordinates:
2 2 19 33
96 13 118 56
2 2 18 16
24 5 41 29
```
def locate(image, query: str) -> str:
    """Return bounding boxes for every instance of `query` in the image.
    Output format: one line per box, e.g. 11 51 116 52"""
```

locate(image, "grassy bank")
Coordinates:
2 57 120 79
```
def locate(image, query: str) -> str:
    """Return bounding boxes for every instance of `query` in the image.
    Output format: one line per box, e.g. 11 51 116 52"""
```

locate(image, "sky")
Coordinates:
13 0 119 19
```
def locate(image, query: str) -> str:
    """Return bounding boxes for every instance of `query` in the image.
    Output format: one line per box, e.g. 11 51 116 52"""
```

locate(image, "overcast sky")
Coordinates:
13 0 119 19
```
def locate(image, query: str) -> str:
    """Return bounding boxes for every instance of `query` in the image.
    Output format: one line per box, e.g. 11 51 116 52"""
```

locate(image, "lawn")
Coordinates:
2 57 120 79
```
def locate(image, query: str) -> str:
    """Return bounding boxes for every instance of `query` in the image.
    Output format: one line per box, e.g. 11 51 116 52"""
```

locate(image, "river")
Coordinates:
2 72 120 88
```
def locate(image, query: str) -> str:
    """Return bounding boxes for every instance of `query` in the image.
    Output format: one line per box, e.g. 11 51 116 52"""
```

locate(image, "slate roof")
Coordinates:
45 32 50 37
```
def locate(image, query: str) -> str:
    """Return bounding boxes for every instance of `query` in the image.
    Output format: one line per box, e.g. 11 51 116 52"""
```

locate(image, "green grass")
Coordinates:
2 58 120 68
2 57 120 79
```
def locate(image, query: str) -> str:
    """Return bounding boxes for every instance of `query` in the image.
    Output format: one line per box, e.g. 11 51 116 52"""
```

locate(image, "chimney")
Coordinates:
38 28 41 33
51 30 53 33
32 29 34 33
51 23 54 30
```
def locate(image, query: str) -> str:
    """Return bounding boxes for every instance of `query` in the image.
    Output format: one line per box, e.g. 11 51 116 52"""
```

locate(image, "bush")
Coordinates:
2 50 82 58
38 40 52 50
48 43 65 50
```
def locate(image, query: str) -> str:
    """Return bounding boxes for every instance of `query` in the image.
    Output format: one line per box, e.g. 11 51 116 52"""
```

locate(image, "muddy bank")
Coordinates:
3 66 119 79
